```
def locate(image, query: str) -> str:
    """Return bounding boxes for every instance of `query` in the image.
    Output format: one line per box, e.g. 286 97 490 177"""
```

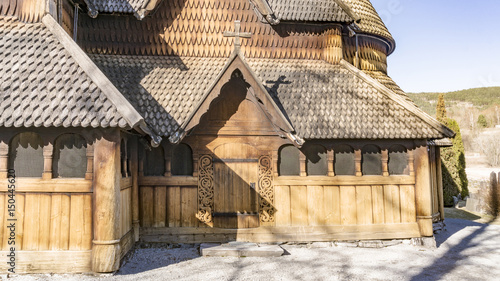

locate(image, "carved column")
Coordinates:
382 149 389 176
327 149 335 177
196 155 214 227
85 144 94 180
272 150 279 178
0 141 8 179
164 145 171 177
435 147 445 221
414 143 433 237
92 129 121 273
299 151 306 177
192 153 199 177
258 155 275 225
355 149 362 177
42 143 53 180
408 149 415 176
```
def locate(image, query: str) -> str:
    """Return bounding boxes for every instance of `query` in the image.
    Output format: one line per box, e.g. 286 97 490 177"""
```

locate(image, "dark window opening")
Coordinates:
279 145 300 176
362 145 382 175
171 143 193 176
144 145 165 176
53 134 87 178
304 144 327 176
334 144 356 176
9 132 44 177
389 145 409 175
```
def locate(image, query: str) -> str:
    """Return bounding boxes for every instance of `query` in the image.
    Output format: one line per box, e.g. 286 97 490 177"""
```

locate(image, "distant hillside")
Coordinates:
408 87 500 117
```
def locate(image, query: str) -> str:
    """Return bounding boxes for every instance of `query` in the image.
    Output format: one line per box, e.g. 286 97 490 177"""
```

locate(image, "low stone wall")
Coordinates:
466 173 500 215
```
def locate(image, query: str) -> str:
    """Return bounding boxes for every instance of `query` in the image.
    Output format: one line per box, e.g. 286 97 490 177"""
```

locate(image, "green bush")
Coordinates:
477 114 488 128
441 118 469 205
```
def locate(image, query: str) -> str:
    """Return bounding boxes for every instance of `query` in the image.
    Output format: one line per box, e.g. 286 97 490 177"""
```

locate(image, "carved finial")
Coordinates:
223 20 252 52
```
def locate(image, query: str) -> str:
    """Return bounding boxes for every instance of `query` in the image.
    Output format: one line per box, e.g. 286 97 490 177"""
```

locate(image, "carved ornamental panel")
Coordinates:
258 155 275 223
196 154 214 225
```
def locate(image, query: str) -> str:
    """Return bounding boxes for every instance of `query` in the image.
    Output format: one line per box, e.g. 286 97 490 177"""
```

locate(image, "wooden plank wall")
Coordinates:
120 179 133 238
274 185 416 227
140 186 198 228
0 192 92 251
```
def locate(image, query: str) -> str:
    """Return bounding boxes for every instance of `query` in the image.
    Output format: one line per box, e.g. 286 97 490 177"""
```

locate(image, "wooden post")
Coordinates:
408 149 415 176
192 153 199 177
86 144 94 180
414 143 433 237
129 137 140 242
355 149 362 177
382 149 389 176
327 149 335 177
0 141 8 179
92 129 121 273
165 145 171 177
435 147 445 221
122 138 129 178
299 151 306 177
272 150 278 178
42 143 53 180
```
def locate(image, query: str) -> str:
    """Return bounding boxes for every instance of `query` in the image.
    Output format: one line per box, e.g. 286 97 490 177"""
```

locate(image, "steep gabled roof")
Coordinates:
0 15 158 142
262 0 356 23
83 0 162 19
91 53 454 141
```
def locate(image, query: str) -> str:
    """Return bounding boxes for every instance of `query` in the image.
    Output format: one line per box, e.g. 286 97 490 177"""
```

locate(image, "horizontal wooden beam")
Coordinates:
0 251 92 273
141 223 421 243
273 175 415 186
139 176 197 186
0 178 92 193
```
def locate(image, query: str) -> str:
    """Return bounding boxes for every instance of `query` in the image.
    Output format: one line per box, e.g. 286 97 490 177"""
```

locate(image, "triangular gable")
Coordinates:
178 52 302 146
340 59 455 138
41 15 161 145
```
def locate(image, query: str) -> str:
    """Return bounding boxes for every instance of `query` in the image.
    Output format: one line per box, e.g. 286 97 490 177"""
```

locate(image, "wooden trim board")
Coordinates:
273 175 415 186
0 251 92 273
0 178 92 193
141 223 421 243
139 176 197 186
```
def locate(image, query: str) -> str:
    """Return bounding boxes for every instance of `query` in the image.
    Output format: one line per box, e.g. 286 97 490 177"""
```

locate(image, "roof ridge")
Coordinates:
339 59 455 138
333 0 361 22
41 14 161 144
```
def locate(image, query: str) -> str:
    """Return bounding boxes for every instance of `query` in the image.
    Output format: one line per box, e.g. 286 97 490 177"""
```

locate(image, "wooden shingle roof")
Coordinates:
0 15 159 142
90 54 454 140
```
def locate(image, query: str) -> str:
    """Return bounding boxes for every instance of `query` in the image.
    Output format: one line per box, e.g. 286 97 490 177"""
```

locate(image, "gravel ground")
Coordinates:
4 218 500 281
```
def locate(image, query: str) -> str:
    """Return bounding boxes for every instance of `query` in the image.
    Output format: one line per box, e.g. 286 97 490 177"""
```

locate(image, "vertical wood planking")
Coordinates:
140 187 154 227
384 185 401 223
324 186 340 225
69 194 84 250
340 186 356 225
290 186 308 226
307 186 324 226
38 194 51 250
181 187 197 227
167 186 181 227
23 194 40 250
274 186 291 226
16 193 25 250
50 194 62 250
371 185 385 224
400 185 416 223
154 187 167 227
83 194 92 250
60 194 70 250
356 186 373 225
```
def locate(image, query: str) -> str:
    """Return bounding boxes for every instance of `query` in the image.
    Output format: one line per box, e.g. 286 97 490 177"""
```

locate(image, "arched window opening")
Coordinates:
389 145 409 175
53 134 87 178
278 145 300 176
9 132 44 177
171 143 193 176
334 144 355 176
144 145 165 176
304 144 327 176
362 145 382 175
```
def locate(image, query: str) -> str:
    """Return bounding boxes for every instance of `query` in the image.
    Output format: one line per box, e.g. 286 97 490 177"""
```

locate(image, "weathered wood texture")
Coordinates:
78 0 343 61
141 224 421 243
0 192 92 251
274 184 416 227
140 186 198 228
0 251 92 273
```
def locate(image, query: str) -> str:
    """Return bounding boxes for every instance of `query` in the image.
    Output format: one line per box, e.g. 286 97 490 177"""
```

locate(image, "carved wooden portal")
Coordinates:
213 143 259 228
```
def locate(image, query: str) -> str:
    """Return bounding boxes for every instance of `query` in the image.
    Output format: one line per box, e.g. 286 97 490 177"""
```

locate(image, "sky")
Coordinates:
371 0 500 93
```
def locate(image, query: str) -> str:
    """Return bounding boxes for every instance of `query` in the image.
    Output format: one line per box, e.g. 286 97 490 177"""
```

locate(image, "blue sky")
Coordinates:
371 0 500 93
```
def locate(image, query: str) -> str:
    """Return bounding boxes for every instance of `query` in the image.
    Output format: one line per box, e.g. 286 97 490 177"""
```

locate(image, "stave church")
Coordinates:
0 0 454 273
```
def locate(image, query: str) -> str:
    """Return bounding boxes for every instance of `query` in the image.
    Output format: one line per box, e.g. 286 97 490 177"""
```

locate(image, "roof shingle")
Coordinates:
0 16 131 129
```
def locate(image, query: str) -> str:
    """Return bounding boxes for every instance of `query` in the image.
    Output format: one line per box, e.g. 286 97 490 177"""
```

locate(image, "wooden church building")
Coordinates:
0 0 454 273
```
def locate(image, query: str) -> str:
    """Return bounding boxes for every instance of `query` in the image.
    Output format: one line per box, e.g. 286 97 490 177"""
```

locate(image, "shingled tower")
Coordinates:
1 0 454 273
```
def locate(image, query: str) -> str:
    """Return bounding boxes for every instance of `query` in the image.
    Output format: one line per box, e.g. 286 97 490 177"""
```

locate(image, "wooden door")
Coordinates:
213 143 259 228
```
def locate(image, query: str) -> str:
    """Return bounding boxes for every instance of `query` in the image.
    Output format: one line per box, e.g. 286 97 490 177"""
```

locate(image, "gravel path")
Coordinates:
5 218 500 281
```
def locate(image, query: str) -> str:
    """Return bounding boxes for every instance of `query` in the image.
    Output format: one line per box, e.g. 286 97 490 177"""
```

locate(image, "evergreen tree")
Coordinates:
436 96 469 205
436 93 447 124
477 114 488 128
